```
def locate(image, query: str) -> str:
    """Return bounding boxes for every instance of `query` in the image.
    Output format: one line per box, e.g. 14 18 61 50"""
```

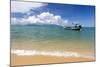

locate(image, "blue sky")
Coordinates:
11 1 95 27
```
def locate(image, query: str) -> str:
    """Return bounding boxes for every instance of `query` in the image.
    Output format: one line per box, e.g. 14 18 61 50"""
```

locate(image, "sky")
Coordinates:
11 1 95 27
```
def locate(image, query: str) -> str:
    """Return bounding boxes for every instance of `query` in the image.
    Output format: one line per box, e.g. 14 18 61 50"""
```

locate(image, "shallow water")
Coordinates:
11 25 95 57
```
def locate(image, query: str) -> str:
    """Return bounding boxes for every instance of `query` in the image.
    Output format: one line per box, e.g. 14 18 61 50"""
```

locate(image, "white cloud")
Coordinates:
11 12 68 26
11 1 47 13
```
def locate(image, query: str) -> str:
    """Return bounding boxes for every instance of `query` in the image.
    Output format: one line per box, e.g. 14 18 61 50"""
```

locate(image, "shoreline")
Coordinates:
11 50 95 66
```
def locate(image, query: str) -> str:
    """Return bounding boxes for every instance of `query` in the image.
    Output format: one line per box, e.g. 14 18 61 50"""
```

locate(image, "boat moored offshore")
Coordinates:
64 23 82 31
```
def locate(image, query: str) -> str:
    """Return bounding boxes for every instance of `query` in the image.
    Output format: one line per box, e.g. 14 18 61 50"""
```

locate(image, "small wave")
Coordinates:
11 50 94 59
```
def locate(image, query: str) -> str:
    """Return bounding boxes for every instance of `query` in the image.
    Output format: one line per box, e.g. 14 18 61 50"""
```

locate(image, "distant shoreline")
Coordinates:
11 24 95 28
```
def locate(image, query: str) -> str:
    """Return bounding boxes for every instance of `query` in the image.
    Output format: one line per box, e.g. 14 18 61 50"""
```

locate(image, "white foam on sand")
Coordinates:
11 49 94 59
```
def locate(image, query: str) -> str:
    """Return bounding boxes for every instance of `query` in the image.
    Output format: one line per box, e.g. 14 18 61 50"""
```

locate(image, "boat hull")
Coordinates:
64 27 81 31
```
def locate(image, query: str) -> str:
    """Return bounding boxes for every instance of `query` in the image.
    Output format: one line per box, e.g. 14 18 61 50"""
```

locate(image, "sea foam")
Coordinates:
11 50 81 57
11 50 94 59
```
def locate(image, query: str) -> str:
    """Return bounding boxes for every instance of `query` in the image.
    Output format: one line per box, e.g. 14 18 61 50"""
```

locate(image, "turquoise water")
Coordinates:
11 25 95 51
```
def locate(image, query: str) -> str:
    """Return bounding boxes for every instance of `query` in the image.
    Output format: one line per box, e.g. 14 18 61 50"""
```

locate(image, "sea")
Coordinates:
11 25 95 58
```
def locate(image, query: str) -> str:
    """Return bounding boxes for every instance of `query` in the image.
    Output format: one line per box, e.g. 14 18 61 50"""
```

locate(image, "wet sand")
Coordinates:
11 54 95 66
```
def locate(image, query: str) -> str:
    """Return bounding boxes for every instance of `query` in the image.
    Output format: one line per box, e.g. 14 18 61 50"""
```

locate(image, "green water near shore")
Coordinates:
11 25 95 53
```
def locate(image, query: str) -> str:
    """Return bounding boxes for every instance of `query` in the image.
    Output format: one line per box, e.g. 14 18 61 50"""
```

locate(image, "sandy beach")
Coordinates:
11 53 95 66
